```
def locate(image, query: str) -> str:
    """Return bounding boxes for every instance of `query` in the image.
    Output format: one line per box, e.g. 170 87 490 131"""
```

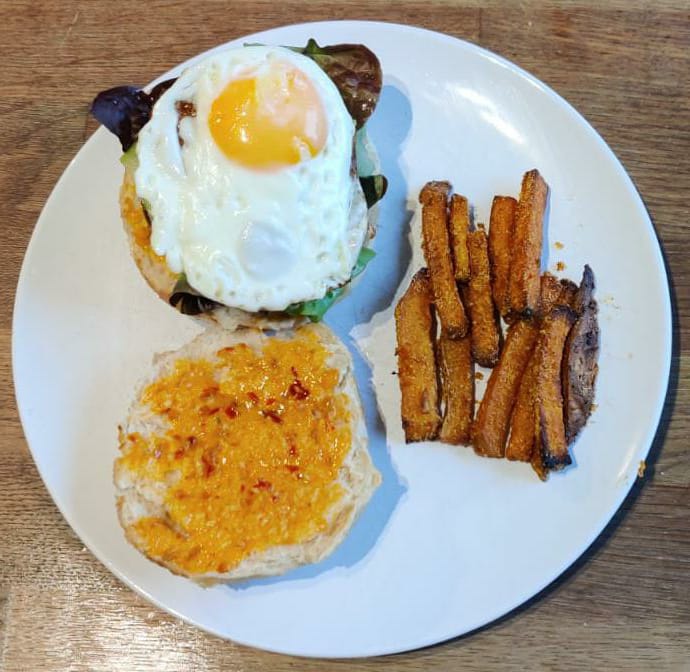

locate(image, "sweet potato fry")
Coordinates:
505 352 539 462
488 196 517 317
506 273 566 462
562 265 599 444
538 273 562 317
508 170 549 317
395 268 441 442
534 306 577 471
558 278 579 311
472 320 538 458
466 227 501 367
449 194 471 282
420 182 469 338
438 334 474 445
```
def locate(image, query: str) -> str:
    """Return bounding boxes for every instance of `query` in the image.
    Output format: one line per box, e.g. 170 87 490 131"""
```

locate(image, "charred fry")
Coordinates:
534 306 577 472
438 334 474 445
472 320 538 458
449 194 471 282
508 170 548 317
466 227 501 367
420 182 469 337
395 268 441 442
562 265 599 444
488 195 517 317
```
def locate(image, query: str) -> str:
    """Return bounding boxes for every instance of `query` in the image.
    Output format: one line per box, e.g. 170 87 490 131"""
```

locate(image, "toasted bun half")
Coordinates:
114 323 380 585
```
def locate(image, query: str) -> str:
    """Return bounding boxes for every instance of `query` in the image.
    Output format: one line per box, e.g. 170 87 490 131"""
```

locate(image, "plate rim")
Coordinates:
12 19 673 658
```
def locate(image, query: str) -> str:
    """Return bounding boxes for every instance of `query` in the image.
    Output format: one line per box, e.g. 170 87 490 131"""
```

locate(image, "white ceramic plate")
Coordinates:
13 21 671 658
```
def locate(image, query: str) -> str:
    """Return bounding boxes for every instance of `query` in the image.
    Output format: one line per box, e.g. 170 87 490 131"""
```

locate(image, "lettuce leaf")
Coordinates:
94 40 381 148
119 143 139 169
286 247 376 322
90 78 174 151
291 40 382 128
359 174 388 208
169 274 220 315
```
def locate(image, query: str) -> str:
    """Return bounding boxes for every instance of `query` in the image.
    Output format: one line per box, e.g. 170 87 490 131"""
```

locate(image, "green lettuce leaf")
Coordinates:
359 174 388 208
119 143 139 170
286 247 376 322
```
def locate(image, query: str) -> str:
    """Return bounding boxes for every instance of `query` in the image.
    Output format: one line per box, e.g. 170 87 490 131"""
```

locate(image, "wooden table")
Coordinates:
2 1 688 669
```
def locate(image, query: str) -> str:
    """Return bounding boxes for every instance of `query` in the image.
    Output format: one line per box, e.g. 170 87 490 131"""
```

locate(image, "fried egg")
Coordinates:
134 46 367 312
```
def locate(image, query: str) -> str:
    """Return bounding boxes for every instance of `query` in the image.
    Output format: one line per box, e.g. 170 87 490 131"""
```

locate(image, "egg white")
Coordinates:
134 46 367 312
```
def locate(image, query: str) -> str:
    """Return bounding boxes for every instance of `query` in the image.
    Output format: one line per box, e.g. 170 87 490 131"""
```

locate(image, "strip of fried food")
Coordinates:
538 272 562 316
506 273 565 462
488 196 517 318
534 306 577 472
420 182 469 338
438 334 474 445
395 268 441 442
467 227 501 367
508 170 549 318
563 265 599 444
472 320 538 458
449 194 471 282
506 351 539 462
558 278 579 311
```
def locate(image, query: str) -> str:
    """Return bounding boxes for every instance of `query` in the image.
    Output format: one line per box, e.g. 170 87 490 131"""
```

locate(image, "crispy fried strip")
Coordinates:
395 268 441 442
563 265 599 444
505 352 539 462
535 306 577 471
538 273 562 317
449 194 471 282
471 320 538 458
506 273 565 462
558 278 579 311
467 227 501 367
420 182 469 338
508 170 549 317
438 334 474 445
488 196 517 317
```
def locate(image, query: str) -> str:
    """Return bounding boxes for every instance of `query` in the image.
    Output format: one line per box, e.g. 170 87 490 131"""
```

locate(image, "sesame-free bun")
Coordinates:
114 323 380 585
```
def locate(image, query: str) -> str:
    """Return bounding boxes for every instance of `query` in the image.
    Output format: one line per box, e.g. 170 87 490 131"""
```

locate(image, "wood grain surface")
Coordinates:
2 1 689 669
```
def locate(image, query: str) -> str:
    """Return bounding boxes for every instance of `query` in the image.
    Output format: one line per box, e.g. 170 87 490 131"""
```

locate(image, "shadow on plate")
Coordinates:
231 82 413 591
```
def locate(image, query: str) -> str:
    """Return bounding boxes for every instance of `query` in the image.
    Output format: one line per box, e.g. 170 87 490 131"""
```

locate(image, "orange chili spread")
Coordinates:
117 328 352 575
120 169 163 263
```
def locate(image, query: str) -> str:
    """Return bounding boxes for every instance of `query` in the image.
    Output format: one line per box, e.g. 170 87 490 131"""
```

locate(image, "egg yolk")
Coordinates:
208 62 328 169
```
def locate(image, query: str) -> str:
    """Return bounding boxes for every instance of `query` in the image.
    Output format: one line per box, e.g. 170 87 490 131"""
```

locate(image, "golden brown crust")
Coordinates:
508 170 548 318
394 268 441 442
534 307 577 473
438 334 474 445
449 194 471 282
488 195 516 318
558 278 579 311
466 227 501 367
472 320 539 458
419 181 469 338
538 273 563 317
505 350 539 462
